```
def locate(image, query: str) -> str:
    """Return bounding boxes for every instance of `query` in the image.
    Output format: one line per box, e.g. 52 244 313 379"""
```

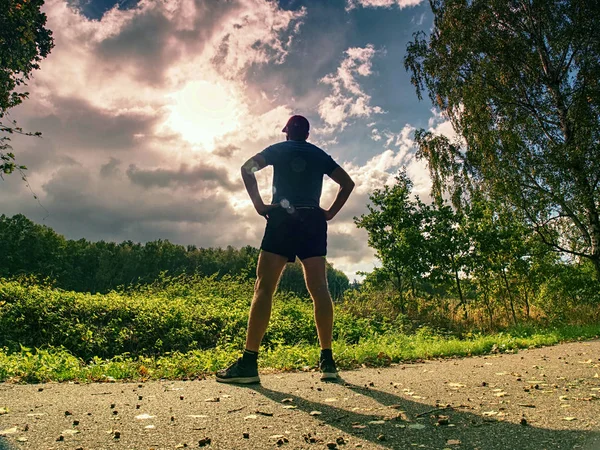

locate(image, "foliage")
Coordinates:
405 0 600 277
0 275 370 361
354 172 599 328
0 214 350 298
354 170 428 313
1 0 54 176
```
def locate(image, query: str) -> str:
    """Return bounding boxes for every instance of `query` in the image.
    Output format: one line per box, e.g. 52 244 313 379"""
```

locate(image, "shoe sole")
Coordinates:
215 376 260 384
320 372 339 381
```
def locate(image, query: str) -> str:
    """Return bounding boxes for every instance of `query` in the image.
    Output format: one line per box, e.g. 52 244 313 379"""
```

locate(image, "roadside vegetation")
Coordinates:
1 275 598 383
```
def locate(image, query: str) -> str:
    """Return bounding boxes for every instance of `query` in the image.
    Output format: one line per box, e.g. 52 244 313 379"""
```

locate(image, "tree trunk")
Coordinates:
589 216 600 279
502 268 518 326
481 281 494 330
451 255 467 319
392 267 405 314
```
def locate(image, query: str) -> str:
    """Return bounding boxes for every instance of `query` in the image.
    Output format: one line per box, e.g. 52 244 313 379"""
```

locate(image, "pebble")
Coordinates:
198 437 211 447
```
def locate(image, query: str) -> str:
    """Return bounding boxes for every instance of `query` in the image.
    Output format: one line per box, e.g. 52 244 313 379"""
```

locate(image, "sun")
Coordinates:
165 80 243 150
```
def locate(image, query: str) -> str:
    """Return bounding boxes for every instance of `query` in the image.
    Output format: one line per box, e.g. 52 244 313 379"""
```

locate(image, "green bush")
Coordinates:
0 275 386 360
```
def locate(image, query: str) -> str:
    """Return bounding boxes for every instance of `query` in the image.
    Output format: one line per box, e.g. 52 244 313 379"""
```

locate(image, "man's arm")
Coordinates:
324 166 355 221
241 154 279 217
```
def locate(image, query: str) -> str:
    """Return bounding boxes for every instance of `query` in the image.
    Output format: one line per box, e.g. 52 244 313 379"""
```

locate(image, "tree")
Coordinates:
405 0 600 278
1 0 53 175
424 202 471 318
354 171 428 313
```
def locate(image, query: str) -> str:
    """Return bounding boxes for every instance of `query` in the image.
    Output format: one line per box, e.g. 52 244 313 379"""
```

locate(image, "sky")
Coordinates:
1 0 457 280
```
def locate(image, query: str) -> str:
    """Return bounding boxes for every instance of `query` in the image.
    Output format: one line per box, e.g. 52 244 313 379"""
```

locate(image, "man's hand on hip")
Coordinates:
323 209 335 221
256 203 279 218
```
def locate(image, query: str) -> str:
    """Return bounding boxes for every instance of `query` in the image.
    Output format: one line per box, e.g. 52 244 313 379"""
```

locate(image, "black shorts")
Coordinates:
260 207 327 262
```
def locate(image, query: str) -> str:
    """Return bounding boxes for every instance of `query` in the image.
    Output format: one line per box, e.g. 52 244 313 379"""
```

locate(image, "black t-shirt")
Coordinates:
259 140 340 208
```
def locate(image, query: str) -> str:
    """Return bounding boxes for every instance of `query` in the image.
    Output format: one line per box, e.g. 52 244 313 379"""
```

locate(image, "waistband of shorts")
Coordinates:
295 206 319 210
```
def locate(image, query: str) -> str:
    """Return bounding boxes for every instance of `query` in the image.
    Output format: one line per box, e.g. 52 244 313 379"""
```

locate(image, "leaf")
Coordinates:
448 383 465 388
408 424 426 430
563 417 577 421
61 429 80 435
244 414 257 420
447 439 461 445
309 411 322 416
0 427 18 435
135 414 155 420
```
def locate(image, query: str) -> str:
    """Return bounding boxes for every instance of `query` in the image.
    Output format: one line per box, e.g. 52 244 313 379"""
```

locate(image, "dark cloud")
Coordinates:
213 144 241 159
126 163 240 192
100 157 121 177
327 228 372 263
94 1 248 85
36 164 236 241
26 97 159 153
96 9 177 85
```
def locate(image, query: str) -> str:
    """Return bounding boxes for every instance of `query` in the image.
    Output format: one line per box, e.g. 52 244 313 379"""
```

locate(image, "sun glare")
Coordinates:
166 80 243 150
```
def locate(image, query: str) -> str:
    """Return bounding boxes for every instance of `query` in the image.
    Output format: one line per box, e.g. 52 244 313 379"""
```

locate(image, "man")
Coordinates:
216 115 355 384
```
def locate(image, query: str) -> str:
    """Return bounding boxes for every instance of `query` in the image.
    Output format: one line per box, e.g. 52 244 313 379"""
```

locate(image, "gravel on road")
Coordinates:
1 340 599 450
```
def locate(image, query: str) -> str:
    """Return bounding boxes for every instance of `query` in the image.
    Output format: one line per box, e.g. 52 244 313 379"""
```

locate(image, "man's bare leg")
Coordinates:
245 250 288 352
301 256 333 350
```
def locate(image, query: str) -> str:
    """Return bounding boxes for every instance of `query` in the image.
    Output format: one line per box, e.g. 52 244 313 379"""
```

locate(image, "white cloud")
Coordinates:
317 45 384 129
427 107 462 144
346 0 425 10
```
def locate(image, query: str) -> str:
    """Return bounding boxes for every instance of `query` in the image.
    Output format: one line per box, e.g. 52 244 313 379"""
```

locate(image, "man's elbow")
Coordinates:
345 178 355 192
241 159 257 177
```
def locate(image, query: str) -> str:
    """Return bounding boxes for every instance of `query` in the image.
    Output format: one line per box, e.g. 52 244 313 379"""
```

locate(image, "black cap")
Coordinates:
282 115 309 134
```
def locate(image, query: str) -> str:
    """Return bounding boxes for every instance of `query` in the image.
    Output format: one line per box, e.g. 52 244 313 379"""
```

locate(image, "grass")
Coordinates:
1 324 598 383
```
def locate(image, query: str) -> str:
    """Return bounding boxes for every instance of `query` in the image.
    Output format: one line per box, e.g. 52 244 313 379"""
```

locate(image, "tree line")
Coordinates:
0 214 350 299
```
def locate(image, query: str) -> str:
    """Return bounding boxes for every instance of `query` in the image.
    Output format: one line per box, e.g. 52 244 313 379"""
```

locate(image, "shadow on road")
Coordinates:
243 378 600 450
0 438 16 450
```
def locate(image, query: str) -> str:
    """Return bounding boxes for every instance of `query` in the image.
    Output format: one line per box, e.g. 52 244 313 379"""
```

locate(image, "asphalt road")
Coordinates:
1 340 599 450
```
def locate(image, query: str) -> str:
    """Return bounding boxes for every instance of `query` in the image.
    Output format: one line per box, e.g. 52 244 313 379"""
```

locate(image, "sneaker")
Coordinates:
319 358 339 381
216 358 260 384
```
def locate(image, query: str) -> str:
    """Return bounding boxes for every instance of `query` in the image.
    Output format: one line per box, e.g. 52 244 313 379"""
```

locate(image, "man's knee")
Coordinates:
254 276 276 296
